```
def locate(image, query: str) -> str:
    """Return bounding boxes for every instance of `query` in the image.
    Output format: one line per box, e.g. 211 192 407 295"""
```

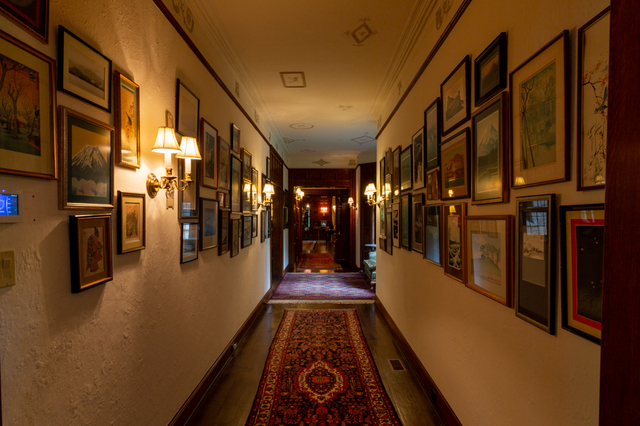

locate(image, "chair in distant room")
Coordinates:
363 250 376 289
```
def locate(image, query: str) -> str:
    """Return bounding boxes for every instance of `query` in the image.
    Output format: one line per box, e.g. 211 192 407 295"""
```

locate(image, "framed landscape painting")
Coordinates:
441 55 470 136
117 191 145 254
114 72 140 169
443 202 466 283
69 214 113 293
176 79 199 137
474 32 508 107
424 98 441 171
200 118 218 189
423 203 442 266
400 145 412 192
0 0 49 43
440 128 470 200
412 128 425 190
199 198 219 251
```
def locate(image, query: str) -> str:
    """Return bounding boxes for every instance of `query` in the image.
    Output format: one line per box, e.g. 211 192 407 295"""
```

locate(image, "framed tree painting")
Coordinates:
217 136 230 191
117 191 145 254
400 193 412 250
443 202 466 283
440 128 470 200
412 193 424 254
0 0 49 43
178 159 199 220
510 30 569 188
441 55 470 136
69 214 113 293
230 216 240 257
424 98 441 171
180 222 198 263
231 123 240 154
577 8 610 191
241 214 252 248
560 203 604 344
218 208 230 255
176 79 199 137
200 118 218 189
0 30 56 179
199 198 218 251
392 200 400 248
392 145 401 196
474 32 508 107
423 203 442 266
113 72 140 169
400 145 412 192
230 155 242 213
412 128 425 190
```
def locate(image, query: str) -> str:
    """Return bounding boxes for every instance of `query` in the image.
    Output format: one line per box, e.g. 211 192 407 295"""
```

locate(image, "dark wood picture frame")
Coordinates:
180 222 198 263
412 193 424 254
0 0 49 43
117 191 145 254
400 193 412 250
474 32 508 107
230 216 240 257
392 145 401 197
176 78 199 138
113 71 140 169
443 202 466 283
439 128 470 200
178 158 199 220
261 209 267 243
424 98 441 172
400 145 412 192
241 214 252 248
200 118 218 189
251 167 259 211
385 209 393 255
199 197 219 251
392 200 400 248
426 169 440 201
230 155 242 213
218 208 230 255
441 55 470 136
423 203 443 266
412 128 425 190
69 213 113 292
241 148 252 181
252 214 258 238
217 136 230 191
231 123 240 153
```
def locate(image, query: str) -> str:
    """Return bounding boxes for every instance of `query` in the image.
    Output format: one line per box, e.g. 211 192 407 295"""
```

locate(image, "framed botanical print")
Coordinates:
176 79 199 137
400 145 412 192
400 193 412 250
218 208 230 255
392 201 400 248
58 106 114 210
510 30 569 188
199 198 219 251
117 191 145 254
0 30 56 179
440 128 470 200
242 214 252 248
392 146 401 196
424 98 441 172
515 194 555 334
423 203 442 266
560 203 604 344
180 222 198 263
441 55 470 136
426 170 440 201
0 0 49 43
577 8 610 191
474 32 508 107
443 202 466 283
242 148 252 181
251 167 259 210
231 123 240 153
200 118 218 189
69 214 113 293
230 155 242 213
465 215 513 307
252 214 258 238
230 216 240 257
412 128 425 190
114 72 140 169
412 193 424 253
217 136 230 191
178 159 199 220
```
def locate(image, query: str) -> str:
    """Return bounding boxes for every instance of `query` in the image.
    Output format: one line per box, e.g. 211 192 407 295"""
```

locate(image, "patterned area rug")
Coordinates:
298 253 342 270
302 241 317 251
270 273 375 303
245 309 401 425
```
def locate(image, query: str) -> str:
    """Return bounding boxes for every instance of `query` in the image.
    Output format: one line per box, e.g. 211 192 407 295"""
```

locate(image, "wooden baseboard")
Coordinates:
375 297 462 426
168 287 274 426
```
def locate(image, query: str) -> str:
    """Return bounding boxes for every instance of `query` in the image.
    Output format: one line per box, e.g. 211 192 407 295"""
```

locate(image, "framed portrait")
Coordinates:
424 98 441 172
57 26 111 112
426 170 440 201
113 72 140 169
176 79 199 137
58 106 114 210
69 214 113 293
465 215 513 306
443 202 466 283
515 194 555 334
400 193 412 250
423 203 442 266
400 145 412 192
117 191 145 254
231 123 240 153
510 30 569 188
180 222 198 263
0 30 56 179
261 209 267 243
251 167 259 210
241 214 252 248
218 208 230 255
392 146 401 196
241 148 252 181
412 193 424 254
385 210 393 255
200 118 218 189
412 128 425 190
560 203 604 344
440 128 470 200
577 8 609 191
0 0 49 43
217 136 230 191
230 216 240 257
392 200 400 248
441 55 470 136
474 32 508 107
471 92 509 204
178 158 199 220
230 155 242 213
199 198 219 251
252 214 258 238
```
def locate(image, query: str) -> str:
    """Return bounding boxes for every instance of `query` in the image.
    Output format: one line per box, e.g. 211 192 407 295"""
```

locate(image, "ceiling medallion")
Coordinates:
280 72 306 88
313 159 330 167
290 123 314 130
351 135 376 145
346 18 378 47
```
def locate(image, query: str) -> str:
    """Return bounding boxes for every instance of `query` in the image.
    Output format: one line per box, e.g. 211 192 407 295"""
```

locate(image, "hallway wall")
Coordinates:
375 0 607 425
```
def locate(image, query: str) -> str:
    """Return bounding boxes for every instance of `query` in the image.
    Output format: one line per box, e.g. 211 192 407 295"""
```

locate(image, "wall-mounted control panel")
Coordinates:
0 189 23 223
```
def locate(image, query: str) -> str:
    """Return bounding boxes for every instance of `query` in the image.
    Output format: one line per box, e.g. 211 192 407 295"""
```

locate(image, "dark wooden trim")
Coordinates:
375 297 462 426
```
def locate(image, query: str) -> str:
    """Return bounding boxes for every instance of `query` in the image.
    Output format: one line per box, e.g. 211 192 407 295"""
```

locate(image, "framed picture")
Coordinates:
252 214 258 238
379 236 387 253
471 92 509 204
379 157 386 237
230 216 240 257
440 128 470 200
412 193 424 254
217 191 228 209
0 30 56 179
218 208 230 255
241 214 252 248
58 106 114 210
266 156 271 180
217 136 230 191
465 215 513 306
113 72 140 169
400 193 412 250
424 98 441 172
242 177 251 213
392 201 400 248
385 148 392 176
231 123 240 153
515 194 555 334
267 206 272 239
560 203 604 344
441 55 470 136
200 118 218 189
199 198 219 251
241 148 252 181
251 167 259 210
117 191 145 254
392 146 401 196
69 214 113 293
385 210 393 255
180 222 198 263
426 170 440 201
577 8 610 191
178 159 199 220
412 128 425 190
230 155 242 213
0 0 49 43
176 79 199 137
57 26 111 112
261 209 267 243
474 32 508 107
510 30 569 188
400 145 412 192
423 203 442 266
384 173 392 211
443 202 466 283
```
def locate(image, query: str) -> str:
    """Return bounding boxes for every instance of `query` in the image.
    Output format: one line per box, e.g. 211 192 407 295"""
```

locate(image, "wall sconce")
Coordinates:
258 183 275 207
320 206 328 214
347 197 357 210
295 187 305 201
364 183 384 207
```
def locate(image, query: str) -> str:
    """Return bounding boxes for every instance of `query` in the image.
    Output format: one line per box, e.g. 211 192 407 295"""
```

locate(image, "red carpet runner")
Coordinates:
245 309 401 425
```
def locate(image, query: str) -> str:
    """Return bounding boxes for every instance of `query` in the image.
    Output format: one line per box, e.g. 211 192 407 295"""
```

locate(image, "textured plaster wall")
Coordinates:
0 0 271 425
376 0 608 425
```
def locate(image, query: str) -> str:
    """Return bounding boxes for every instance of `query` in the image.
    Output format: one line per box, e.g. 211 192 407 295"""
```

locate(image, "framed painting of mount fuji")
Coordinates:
58 106 114 210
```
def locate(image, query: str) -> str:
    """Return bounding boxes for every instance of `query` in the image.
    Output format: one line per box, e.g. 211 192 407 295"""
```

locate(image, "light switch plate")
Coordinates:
0 249 15 288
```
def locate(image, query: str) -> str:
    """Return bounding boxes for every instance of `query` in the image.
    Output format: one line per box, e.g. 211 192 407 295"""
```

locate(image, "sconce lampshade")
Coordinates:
152 127 181 153
264 183 275 196
175 136 202 160
364 183 377 197
348 197 354 205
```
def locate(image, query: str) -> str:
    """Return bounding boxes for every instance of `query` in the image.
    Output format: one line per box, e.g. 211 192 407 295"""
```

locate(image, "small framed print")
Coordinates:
261 209 267 243
180 222 198 263
424 98 441 172
200 118 218 189
560 203 604 344
465 215 513 307
251 167 259 210
200 198 219 251
378 236 387 252
252 214 258 238
69 214 113 293
230 216 240 257
441 55 470 136
113 72 140 169
400 145 412 192
412 128 425 190
392 146 401 196
176 79 199 137
412 193 424 254
443 202 466 283
400 193 412 250
392 201 400 248
426 170 440 201
231 123 240 153
117 191 145 254
218 136 231 191
242 214 252 248
178 159 199 220
218 208 230 255
242 148 252 181
440 128 470 200
231 155 242 213
0 0 49 43
474 32 508 107
423 203 442 266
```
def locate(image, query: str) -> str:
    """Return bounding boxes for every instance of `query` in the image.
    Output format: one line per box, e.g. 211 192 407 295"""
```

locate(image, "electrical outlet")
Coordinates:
0 249 15 288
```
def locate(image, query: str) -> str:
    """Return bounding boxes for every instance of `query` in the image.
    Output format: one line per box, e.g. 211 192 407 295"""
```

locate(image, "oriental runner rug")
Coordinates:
297 253 343 271
270 273 375 303
245 309 402 426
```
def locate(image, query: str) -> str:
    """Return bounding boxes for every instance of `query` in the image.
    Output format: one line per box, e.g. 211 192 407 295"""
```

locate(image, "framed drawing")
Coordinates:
57 26 111 111
199 198 219 251
178 159 198 220
400 193 412 250
261 209 267 243
180 222 198 263
471 92 509 204
474 32 508 107
426 170 440 201
443 202 466 282
176 79 199 137
113 72 140 169
241 214 252 248
465 215 513 307
510 30 569 188
385 210 393 255
251 167 259 210
0 0 49 43
218 208 230 255
241 148 252 181
231 123 240 153
560 203 604 344
252 214 258 238
400 145 412 192
200 118 218 189
217 136 230 191
230 216 240 257
440 128 470 200
424 98 441 172
117 191 145 254
392 201 400 248
69 214 113 293
0 30 56 179
412 193 424 254
58 106 114 210
577 8 610 191
230 155 242 213
423 203 442 266
515 194 555 334
441 55 470 136
412 128 425 190
392 145 401 196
